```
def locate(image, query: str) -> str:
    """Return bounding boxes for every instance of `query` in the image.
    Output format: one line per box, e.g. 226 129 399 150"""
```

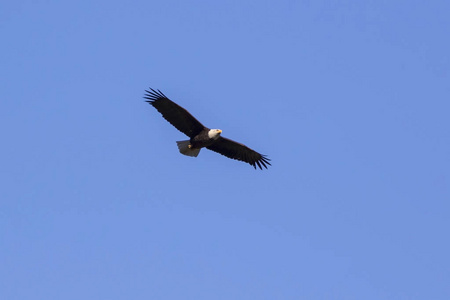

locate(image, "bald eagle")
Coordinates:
144 88 271 170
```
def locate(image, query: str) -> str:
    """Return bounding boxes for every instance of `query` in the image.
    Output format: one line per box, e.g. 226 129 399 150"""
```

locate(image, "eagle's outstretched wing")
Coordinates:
207 137 271 170
145 89 205 138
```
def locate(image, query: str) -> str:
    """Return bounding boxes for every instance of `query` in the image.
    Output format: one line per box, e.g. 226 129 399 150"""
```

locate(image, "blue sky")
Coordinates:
1 0 449 299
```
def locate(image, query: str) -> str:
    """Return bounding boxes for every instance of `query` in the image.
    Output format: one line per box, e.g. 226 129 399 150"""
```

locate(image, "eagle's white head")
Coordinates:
208 129 222 140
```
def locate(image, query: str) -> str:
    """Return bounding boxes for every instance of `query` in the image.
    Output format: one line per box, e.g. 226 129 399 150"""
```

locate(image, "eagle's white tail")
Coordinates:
176 140 200 157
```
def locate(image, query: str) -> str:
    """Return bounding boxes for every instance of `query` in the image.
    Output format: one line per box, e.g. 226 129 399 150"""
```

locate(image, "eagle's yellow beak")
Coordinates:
218 130 222 133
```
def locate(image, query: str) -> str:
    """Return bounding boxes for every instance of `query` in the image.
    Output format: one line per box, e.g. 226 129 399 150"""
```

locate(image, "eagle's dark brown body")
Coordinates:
190 128 217 149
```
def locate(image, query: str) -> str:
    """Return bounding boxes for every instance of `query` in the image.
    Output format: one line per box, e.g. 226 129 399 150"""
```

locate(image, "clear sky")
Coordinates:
1 0 449 299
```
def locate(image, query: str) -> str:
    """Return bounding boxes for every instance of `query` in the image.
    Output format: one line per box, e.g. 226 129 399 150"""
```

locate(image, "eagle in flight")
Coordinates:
145 88 271 170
